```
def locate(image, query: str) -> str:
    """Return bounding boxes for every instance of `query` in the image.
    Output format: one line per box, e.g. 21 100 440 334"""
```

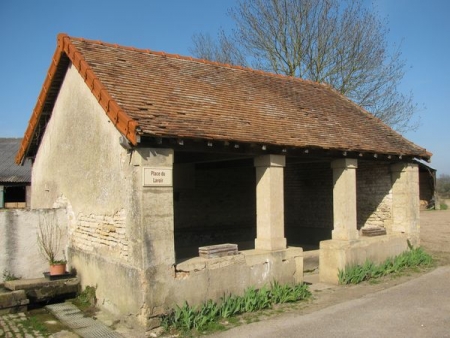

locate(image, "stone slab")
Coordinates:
4 277 80 302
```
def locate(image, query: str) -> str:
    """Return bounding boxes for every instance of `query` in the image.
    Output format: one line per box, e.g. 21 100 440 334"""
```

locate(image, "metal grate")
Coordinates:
47 303 123 337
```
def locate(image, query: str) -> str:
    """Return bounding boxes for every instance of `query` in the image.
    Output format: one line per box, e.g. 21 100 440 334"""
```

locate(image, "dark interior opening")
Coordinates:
173 152 256 260
4 185 26 203
284 160 333 250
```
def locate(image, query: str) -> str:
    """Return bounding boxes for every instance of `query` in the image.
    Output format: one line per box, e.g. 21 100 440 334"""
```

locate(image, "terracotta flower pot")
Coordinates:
49 263 66 276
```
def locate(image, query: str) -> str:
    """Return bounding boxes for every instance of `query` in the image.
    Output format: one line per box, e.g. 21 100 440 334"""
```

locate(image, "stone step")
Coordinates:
303 249 319 272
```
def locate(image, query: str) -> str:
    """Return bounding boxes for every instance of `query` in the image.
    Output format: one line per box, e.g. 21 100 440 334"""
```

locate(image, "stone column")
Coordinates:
133 148 175 268
254 155 287 251
331 158 359 241
390 163 419 242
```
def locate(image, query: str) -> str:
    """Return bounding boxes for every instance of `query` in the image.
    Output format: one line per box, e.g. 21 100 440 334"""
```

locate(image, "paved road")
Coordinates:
210 266 450 338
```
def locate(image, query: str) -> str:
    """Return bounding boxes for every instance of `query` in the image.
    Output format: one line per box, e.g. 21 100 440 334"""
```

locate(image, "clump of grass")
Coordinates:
72 285 97 314
2 269 21 282
338 242 433 285
18 316 50 337
440 203 448 210
161 282 311 333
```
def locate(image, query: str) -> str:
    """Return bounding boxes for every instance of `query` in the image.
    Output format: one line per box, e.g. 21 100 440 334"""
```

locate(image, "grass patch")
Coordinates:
17 315 51 337
338 242 433 285
161 282 311 334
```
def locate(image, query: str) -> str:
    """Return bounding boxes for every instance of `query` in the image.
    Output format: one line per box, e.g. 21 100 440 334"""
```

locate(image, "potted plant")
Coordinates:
37 213 67 276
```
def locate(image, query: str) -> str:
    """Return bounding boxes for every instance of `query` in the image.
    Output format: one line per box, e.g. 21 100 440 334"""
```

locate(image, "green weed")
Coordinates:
162 281 311 333
2 269 21 282
338 244 433 285
72 285 97 314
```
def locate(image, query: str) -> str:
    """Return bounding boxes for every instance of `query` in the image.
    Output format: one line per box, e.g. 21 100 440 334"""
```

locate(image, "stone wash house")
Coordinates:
16 34 431 328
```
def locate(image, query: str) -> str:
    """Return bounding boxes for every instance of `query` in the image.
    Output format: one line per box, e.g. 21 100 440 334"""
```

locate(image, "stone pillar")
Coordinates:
390 163 420 243
331 159 359 241
254 155 287 251
133 148 175 268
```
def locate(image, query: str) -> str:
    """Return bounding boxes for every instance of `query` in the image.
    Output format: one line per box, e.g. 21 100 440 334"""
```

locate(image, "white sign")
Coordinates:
143 167 173 187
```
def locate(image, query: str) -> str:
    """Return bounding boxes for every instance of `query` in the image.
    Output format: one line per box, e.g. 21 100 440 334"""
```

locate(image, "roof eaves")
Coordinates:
15 33 141 165
15 37 68 165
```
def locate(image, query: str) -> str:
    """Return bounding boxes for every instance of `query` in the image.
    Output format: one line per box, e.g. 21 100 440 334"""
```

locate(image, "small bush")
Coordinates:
338 244 433 285
73 285 97 312
440 203 448 210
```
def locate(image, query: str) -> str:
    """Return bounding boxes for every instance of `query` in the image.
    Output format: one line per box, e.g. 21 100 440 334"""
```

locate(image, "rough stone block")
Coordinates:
5 277 80 303
0 290 29 314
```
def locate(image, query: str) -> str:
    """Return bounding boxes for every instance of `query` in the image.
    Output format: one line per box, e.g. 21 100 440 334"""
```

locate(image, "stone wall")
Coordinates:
72 210 129 260
29 65 144 323
356 162 393 229
144 247 303 328
0 208 67 280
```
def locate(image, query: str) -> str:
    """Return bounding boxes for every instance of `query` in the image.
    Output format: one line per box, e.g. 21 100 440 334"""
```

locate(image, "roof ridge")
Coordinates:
66 34 331 89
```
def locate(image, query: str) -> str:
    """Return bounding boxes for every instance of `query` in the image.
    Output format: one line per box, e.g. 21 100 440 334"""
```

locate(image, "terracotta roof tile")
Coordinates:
16 34 431 163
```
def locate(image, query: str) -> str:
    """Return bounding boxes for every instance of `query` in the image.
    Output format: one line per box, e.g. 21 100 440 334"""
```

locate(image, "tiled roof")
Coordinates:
0 138 31 183
16 34 431 163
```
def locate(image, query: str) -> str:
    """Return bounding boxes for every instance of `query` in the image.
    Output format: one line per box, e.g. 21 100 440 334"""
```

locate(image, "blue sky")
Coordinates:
0 0 448 175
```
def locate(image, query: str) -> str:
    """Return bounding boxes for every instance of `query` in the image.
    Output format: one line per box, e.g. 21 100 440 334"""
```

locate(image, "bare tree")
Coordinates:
190 0 420 133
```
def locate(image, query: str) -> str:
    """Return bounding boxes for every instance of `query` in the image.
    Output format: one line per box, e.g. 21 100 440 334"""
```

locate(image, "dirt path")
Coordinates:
419 209 450 265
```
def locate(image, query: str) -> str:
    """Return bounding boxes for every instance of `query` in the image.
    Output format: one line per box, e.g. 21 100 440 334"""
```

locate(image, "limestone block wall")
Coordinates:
0 208 67 280
72 210 129 260
356 162 393 229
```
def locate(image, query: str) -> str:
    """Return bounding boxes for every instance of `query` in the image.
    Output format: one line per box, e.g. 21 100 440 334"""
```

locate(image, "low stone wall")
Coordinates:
68 246 303 329
0 208 68 280
167 248 303 309
67 247 144 326
319 234 410 284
